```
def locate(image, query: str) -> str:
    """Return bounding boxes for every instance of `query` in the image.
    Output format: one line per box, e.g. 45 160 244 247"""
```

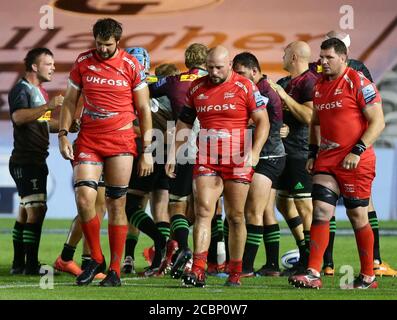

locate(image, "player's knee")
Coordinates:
22 194 47 216
226 212 245 226
245 208 262 225
21 193 46 206
343 197 369 209
106 185 128 199
195 203 214 220
22 195 47 222
312 184 339 207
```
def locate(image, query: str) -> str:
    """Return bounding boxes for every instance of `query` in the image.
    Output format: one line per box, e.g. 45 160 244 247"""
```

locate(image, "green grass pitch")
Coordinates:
0 218 396 300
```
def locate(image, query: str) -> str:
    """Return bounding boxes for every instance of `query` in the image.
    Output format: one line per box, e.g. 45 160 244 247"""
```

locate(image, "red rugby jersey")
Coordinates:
69 49 147 133
313 67 382 166
185 71 268 166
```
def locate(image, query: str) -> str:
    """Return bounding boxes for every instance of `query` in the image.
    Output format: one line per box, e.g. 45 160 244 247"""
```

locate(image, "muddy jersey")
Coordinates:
68 48 146 133
185 71 268 166
150 68 208 120
277 69 319 159
255 76 285 158
313 67 382 166
8 78 50 165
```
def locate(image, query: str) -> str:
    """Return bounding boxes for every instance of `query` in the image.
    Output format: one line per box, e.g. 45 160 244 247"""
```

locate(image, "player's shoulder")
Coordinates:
302 69 321 82
256 76 272 92
10 78 32 96
120 50 140 70
346 66 362 79
233 72 257 94
188 74 208 94
75 49 95 64
234 71 252 85
314 73 326 85
276 75 291 89
345 67 372 89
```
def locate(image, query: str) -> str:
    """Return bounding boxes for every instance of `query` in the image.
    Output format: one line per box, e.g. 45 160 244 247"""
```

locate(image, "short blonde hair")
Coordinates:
185 43 208 69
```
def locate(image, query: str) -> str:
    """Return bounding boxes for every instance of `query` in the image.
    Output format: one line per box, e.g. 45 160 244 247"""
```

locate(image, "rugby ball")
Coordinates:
281 249 300 269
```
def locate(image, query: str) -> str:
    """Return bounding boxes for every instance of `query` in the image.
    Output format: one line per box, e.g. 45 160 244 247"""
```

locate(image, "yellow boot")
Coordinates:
374 260 397 277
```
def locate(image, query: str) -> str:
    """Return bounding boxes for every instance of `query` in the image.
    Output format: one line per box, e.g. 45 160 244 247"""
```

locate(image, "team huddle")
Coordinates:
8 18 395 289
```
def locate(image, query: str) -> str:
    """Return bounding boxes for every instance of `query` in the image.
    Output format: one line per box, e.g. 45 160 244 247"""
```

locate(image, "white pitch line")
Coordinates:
0 282 73 289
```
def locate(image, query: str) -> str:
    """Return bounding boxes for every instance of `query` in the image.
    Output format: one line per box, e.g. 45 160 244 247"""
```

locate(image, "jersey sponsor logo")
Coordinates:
30 179 39 191
254 91 268 107
234 81 248 94
315 100 342 111
78 152 91 159
122 56 137 70
196 104 236 112
294 182 304 190
180 74 199 82
224 92 235 99
319 137 340 151
86 76 129 87
34 95 43 104
334 88 343 95
88 65 101 72
38 110 51 122
77 52 93 63
147 75 159 84
343 183 355 193
362 84 377 104
190 81 205 95
197 93 208 100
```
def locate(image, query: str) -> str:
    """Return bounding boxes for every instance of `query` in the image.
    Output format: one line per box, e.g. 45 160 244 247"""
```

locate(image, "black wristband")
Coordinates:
351 139 366 156
58 129 68 138
308 144 319 159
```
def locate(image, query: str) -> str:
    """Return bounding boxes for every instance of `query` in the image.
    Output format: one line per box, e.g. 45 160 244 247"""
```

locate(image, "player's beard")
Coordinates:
98 47 118 60
209 76 226 84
